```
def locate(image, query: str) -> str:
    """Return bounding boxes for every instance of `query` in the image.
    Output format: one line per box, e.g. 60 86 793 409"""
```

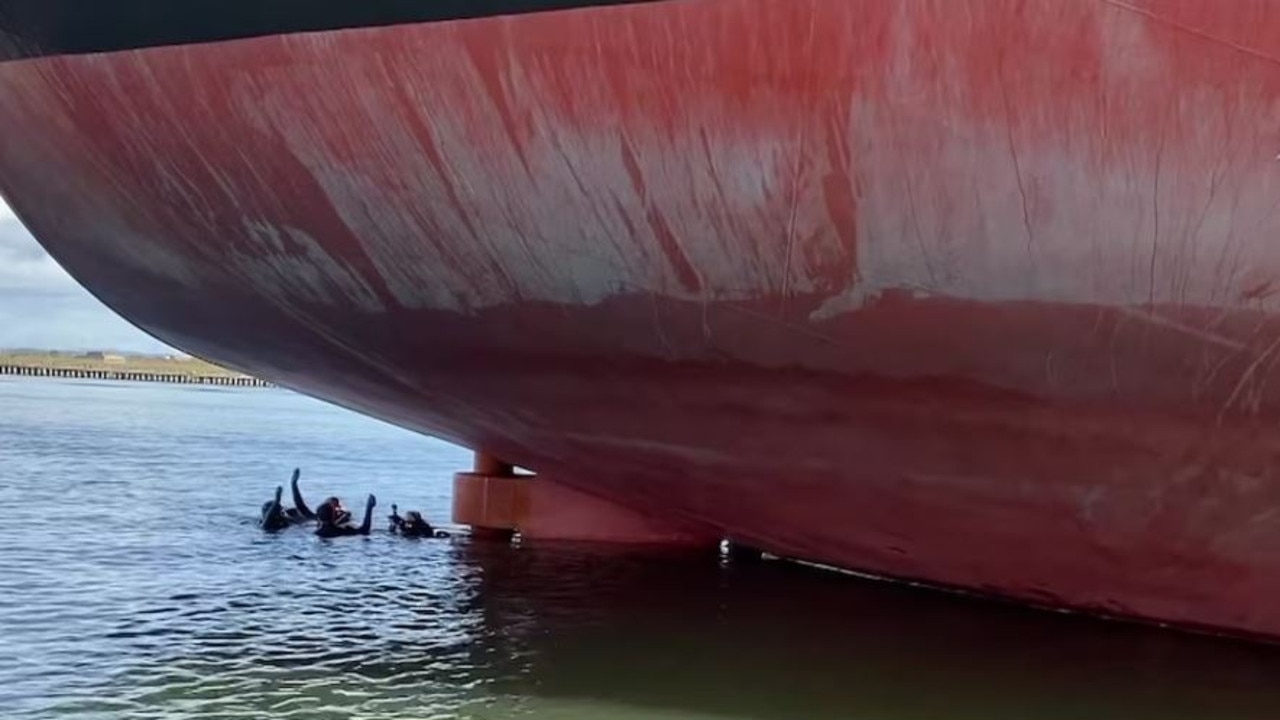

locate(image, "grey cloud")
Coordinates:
0 218 83 295
0 220 49 262
0 219 171 353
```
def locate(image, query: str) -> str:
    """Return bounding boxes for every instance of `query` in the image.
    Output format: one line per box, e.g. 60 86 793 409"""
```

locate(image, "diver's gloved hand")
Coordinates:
366 494 377 511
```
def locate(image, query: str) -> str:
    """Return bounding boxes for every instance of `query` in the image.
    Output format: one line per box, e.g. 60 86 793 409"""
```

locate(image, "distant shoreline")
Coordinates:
0 352 272 388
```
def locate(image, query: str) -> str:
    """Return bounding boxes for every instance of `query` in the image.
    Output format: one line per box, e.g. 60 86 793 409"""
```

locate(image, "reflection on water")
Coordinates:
476 546 1280 720
2 377 1279 719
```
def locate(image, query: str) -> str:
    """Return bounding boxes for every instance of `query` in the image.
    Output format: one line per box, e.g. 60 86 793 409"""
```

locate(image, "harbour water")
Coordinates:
2 376 1279 719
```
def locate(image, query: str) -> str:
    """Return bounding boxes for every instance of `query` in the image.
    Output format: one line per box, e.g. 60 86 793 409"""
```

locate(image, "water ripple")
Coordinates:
5 379 1280 719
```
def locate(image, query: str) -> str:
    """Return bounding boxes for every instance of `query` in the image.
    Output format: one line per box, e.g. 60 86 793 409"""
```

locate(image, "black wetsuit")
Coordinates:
389 510 442 538
260 498 289 531
259 471 317 531
315 499 374 538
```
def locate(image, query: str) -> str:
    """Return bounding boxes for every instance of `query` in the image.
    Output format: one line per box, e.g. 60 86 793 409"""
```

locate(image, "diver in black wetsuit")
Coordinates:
315 494 376 537
259 468 317 531
388 504 445 538
260 485 292 532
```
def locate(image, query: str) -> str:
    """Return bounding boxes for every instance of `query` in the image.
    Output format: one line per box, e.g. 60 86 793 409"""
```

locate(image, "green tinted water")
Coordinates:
2 377 1277 719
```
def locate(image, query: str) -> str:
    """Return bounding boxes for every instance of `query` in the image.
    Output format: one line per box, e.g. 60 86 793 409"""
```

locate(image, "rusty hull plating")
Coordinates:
3 0 1280 638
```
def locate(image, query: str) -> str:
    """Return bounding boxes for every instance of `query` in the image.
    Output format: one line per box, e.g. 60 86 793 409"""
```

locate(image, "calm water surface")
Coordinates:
2 376 1280 719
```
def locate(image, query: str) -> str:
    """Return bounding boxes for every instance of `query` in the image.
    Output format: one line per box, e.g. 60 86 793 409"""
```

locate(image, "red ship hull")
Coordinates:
4 0 1280 638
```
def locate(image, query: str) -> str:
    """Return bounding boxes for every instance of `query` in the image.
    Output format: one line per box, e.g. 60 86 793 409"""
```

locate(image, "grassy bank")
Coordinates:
0 351 245 378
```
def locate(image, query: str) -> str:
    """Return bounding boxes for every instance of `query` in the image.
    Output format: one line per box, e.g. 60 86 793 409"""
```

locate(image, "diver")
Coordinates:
259 485 293 532
259 468 316 531
315 494 377 537
388 504 447 538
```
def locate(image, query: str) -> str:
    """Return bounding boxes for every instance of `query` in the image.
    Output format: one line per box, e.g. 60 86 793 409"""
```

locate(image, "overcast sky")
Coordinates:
0 196 173 353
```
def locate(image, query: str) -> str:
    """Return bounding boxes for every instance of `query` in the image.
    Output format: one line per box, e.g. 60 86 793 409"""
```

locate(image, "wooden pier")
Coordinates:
0 363 272 387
